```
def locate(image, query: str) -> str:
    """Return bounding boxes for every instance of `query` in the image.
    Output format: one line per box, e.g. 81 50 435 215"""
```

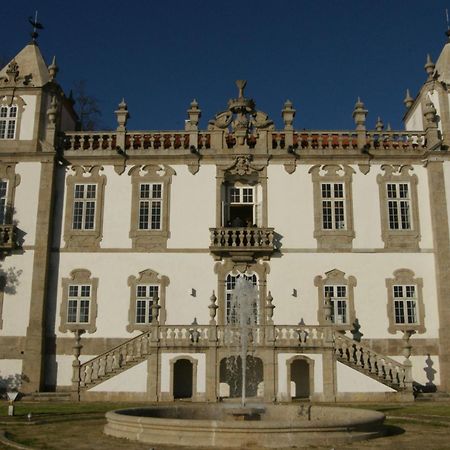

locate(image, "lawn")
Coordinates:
0 400 449 449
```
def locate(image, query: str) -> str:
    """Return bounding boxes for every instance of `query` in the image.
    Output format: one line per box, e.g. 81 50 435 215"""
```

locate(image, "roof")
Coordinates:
0 43 50 87
435 41 450 84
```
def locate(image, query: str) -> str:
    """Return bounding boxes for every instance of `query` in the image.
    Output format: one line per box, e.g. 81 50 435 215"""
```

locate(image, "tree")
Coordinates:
71 80 102 131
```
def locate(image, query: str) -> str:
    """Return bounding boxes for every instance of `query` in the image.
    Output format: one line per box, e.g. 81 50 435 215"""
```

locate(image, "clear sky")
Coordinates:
2 0 450 131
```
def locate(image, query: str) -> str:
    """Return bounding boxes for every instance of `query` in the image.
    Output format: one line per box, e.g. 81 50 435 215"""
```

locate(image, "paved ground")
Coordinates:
1 402 450 449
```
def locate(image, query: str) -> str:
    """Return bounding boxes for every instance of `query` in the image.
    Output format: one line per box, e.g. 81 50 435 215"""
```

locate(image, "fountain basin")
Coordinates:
104 404 385 448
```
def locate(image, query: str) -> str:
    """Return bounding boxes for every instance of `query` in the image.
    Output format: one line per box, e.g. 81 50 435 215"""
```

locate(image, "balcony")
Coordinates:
0 224 16 250
209 227 275 261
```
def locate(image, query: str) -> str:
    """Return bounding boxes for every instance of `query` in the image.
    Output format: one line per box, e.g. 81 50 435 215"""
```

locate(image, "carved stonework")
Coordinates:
127 269 170 331
1 60 33 87
129 164 175 250
63 166 107 250
224 155 268 176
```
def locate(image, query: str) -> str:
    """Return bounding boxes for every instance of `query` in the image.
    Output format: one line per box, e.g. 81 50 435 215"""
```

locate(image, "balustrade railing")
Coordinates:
334 333 411 390
209 227 275 251
61 129 428 153
62 132 116 151
365 131 426 150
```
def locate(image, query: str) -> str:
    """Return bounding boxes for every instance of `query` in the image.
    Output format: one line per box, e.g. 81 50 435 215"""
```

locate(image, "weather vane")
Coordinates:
28 11 44 43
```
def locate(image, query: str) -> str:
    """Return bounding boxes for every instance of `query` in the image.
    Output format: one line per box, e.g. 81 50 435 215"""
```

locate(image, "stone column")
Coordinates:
21 159 56 393
427 157 450 391
71 330 84 401
146 352 159 401
115 99 129 151
282 100 296 147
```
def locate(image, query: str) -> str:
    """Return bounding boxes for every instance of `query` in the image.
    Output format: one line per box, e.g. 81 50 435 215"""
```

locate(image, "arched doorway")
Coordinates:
287 356 314 400
173 359 193 399
219 355 263 398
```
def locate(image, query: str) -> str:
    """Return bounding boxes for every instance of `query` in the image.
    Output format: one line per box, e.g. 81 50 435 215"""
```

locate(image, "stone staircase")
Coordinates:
334 333 412 391
78 329 155 390
75 325 412 393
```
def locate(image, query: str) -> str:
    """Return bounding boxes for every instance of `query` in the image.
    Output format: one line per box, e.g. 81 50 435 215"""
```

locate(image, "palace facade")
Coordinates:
0 34 449 402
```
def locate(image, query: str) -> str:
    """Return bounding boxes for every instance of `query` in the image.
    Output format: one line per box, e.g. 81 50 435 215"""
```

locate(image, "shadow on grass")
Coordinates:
382 424 405 437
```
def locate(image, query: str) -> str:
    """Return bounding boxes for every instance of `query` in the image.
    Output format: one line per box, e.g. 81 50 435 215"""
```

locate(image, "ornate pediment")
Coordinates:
223 155 268 176
0 60 33 87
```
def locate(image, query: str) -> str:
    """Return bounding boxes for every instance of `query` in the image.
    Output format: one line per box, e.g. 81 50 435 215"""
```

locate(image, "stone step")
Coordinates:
25 392 71 402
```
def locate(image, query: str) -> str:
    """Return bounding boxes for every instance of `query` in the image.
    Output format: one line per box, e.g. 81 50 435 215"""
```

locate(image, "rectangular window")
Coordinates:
139 183 162 230
0 105 17 140
324 285 348 324
393 284 417 324
72 184 97 230
228 186 254 204
321 183 345 230
135 285 159 324
387 183 411 230
67 284 91 323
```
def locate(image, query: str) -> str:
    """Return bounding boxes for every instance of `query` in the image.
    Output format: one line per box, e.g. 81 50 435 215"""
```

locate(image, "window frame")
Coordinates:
314 269 357 331
67 284 91 324
0 104 18 140
225 271 259 324
309 164 355 249
377 165 420 250
127 269 169 332
59 269 98 333
386 268 425 334
129 165 174 250
0 95 25 141
63 166 106 250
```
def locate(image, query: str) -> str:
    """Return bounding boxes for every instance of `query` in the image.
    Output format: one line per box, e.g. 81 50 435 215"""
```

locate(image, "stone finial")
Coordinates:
265 291 275 324
403 89 414 109
282 99 296 131
375 116 384 132
350 318 363 342
185 99 201 131
352 97 368 130
424 98 437 127
115 98 129 132
424 54 435 80
208 291 218 324
236 79 247 99
48 56 58 82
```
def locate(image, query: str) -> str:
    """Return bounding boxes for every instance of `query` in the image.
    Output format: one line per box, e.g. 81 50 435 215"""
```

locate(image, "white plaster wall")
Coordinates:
267 165 315 248
0 359 22 388
90 360 147 392
14 162 41 246
352 168 383 248
101 166 132 248
269 253 439 339
277 353 323 396
405 102 424 131
160 352 206 394
416 165 434 249
336 362 395 392
168 165 215 248
19 95 36 140
0 251 34 336
54 253 216 338
391 355 440 387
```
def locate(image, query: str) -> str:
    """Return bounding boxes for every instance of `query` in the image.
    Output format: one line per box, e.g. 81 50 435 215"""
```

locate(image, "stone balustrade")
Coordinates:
334 333 411 391
365 131 426 151
60 129 428 153
62 132 116 151
0 224 16 250
209 227 275 258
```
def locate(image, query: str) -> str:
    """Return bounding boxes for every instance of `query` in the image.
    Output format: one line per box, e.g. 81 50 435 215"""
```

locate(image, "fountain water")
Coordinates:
228 277 258 408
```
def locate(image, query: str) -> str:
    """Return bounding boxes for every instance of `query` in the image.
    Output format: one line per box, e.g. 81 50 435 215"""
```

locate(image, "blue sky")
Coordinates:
2 1 450 131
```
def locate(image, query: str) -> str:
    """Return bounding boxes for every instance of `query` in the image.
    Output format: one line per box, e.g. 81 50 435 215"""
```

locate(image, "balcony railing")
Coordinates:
0 224 16 250
209 227 275 259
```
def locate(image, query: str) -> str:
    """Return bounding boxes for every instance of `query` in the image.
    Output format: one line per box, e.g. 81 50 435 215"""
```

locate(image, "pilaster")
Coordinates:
21 159 56 392
427 157 450 391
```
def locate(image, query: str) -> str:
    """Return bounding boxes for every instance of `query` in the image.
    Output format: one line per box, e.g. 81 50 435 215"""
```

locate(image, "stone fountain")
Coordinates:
104 279 386 448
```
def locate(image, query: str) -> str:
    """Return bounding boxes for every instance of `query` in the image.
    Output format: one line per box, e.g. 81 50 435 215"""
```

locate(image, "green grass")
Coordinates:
0 401 142 418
